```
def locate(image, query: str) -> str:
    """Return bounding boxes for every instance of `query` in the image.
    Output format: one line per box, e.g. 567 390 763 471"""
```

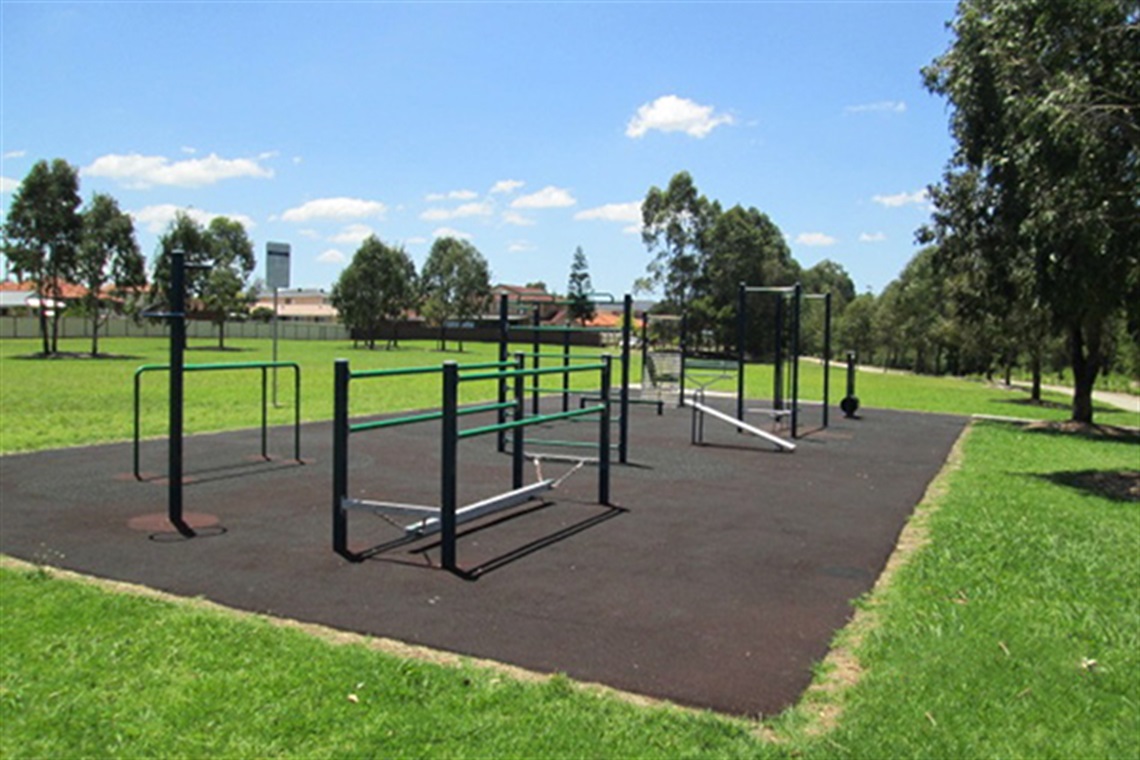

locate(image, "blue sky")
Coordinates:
2 1 957 297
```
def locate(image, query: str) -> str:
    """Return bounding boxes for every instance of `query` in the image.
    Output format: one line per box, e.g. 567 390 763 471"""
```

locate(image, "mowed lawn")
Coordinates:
1 335 1137 758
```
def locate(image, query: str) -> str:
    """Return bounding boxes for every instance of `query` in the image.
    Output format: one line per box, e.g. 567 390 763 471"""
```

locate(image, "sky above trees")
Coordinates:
1 2 956 296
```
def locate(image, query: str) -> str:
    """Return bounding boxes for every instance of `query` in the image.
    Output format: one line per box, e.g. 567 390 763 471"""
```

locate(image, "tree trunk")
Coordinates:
91 313 100 356
38 304 50 355
217 320 226 350
50 310 61 354
1004 364 1012 387
1030 349 1042 403
1069 320 1102 424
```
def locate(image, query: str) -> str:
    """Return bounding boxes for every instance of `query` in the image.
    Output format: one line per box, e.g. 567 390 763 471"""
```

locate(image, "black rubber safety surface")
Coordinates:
0 399 966 717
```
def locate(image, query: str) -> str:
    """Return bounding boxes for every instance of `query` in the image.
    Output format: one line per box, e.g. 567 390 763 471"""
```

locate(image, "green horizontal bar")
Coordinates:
460 363 605 383
458 404 602 439
135 361 300 376
350 360 512 380
516 325 621 333
513 351 607 360
351 400 515 433
525 439 620 449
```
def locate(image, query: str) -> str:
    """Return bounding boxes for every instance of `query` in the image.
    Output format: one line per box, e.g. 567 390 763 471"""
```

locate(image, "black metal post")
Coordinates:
441 362 459 571
619 294 631 464
531 308 541 415
260 366 268 460
512 353 525 490
736 282 746 422
791 282 802 438
823 292 832 429
293 366 302 463
678 312 688 407
599 355 611 505
774 295 785 410
497 294 509 452
561 327 570 413
168 250 193 537
332 359 351 559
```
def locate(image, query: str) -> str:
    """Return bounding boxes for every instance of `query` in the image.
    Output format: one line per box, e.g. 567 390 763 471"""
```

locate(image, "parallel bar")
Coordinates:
742 285 796 294
460 363 605 383
459 404 602 439
350 360 511 380
689 400 796 451
409 480 555 538
348 400 514 434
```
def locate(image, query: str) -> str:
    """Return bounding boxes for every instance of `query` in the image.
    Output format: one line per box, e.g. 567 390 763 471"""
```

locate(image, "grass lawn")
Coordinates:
2 336 1131 454
1 336 1138 757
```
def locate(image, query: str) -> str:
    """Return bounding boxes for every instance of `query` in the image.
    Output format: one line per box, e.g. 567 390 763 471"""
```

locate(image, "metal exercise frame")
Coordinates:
133 361 302 481
332 357 612 572
738 283 831 439
497 293 633 463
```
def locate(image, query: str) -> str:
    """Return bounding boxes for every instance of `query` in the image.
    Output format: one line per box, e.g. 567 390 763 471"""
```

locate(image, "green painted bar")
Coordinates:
349 360 512 380
512 351 608 361
458 404 602 439
350 400 515 433
460 363 605 383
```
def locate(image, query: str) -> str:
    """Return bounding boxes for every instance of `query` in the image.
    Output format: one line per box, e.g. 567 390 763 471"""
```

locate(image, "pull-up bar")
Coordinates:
133 360 302 481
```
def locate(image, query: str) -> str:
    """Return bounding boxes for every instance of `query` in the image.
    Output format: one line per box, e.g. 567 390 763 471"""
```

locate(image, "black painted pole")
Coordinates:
497 294 509 452
441 362 459 571
791 283 802 439
168 250 193 537
332 359 350 558
823 292 832 429
619 294 631 464
736 282 746 422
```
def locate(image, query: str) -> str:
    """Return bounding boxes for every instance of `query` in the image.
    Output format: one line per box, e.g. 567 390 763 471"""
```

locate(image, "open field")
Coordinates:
2 336 1131 454
1 336 1137 757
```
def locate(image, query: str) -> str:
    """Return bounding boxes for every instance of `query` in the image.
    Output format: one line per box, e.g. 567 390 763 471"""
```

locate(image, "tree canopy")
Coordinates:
329 236 417 350
77 193 145 355
567 246 596 326
2 159 83 355
420 237 492 351
922 0 1139 422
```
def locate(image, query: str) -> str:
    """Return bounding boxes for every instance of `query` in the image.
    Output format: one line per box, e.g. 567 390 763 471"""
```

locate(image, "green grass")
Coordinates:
2 337 1131 454
2 336 1138 757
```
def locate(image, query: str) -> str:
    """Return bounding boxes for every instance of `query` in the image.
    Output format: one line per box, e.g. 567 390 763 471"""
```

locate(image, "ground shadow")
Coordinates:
358 498 628 579
1035 470 1140 503
13 351 144 361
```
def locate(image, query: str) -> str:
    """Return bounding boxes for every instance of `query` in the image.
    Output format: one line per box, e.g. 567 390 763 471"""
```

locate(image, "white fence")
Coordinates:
0 316 351 342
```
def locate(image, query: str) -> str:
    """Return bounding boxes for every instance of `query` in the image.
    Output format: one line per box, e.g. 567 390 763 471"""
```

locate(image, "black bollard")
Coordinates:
840 350 860 418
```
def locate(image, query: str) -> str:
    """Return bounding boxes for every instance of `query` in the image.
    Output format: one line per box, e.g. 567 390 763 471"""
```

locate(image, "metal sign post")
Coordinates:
266 242 291 406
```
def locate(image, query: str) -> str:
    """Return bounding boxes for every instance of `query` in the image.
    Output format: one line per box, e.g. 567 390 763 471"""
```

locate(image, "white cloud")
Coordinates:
420 201 493 221
502 211 535 227
3 150 27 160
432 227 473 240
574 201 642 224
131 204 256 234
298 228 322 240
281 197 388 222
404 236 429 246
84 152 273 188
511 185 576 209
508 240 536 253
1 176 17 193
426 189 479 202
328 224 375 245
317 249 347 264
626 95 734 139
859 232 887 243
795 232 838 247
845 100 907 114
491 179 524 194
872 189 929 208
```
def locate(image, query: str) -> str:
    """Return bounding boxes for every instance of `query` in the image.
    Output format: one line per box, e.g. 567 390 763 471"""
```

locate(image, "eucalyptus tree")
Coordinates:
923 0 1139 422
77 193 145 355
640 171 719 313
330 236 417 350
2 159 83 355
420 237 491 352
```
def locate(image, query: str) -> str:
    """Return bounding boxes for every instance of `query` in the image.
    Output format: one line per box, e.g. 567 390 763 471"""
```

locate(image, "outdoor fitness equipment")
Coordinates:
737 283 832 439
497 293 637 463
841 350 860 418
688 388 796 452
332 356 613 572
134 250 305 537
133 361 302 481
